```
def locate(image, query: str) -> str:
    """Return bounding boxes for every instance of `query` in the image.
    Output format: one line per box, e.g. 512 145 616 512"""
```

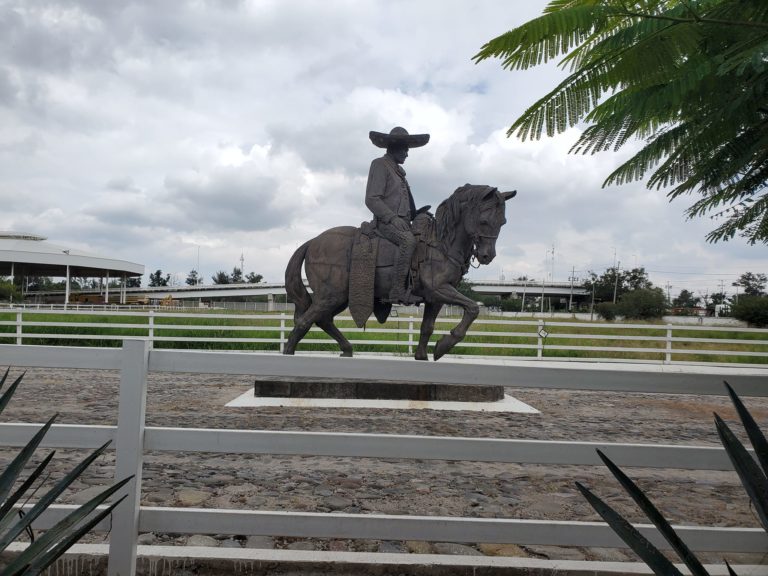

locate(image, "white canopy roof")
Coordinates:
0 232 144 278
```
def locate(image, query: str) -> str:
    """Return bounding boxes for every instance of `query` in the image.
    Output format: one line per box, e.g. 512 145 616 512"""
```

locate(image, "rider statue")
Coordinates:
365 126 431 305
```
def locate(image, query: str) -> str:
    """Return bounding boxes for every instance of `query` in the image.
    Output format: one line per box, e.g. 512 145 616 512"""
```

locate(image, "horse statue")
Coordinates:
283 184 516 360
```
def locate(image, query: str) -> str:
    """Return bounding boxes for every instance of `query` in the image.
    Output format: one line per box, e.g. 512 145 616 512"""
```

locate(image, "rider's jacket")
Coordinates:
365 154 416 226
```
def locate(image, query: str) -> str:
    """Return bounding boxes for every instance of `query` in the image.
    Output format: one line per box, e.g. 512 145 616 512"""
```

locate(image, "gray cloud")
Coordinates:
162 168 292 232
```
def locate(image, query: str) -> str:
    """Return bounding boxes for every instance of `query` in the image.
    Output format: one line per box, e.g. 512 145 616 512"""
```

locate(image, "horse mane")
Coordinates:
435 184 497 246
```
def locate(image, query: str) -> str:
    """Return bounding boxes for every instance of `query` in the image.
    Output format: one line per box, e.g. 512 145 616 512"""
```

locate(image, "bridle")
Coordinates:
467 200 501 266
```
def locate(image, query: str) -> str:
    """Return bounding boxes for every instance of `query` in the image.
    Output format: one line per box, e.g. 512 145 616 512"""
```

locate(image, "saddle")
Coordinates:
349 214 435 328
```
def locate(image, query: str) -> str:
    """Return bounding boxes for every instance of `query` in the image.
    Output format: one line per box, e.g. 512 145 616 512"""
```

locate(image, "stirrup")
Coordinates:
385 289 423 306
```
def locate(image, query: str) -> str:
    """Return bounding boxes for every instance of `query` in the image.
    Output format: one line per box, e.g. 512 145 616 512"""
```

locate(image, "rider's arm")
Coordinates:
365 160 396 223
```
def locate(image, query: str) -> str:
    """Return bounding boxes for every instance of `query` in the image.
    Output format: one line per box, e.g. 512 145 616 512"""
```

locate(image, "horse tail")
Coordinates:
285 240 312 317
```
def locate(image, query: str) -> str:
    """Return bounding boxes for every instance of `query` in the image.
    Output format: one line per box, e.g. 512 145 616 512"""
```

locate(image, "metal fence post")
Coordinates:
279 314 286 354
665 324 673 364
148 311 154 349
108 339 149 576
15 310 22 345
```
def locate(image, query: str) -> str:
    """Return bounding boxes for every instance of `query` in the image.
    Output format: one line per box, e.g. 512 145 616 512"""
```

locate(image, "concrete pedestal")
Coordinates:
254 376 504 402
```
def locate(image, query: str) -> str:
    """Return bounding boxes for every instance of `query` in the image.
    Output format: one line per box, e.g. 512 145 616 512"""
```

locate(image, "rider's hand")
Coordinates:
392 217 409 232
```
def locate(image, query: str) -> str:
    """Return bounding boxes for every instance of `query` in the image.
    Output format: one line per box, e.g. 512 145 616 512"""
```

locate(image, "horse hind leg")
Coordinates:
317 318 353 357
284 302 350 357
284 303 324 355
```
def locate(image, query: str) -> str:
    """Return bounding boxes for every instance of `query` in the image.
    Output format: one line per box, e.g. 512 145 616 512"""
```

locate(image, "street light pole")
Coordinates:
568 265 577 312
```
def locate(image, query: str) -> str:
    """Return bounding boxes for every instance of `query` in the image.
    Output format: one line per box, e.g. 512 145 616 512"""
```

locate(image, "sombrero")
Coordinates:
369 126 430 149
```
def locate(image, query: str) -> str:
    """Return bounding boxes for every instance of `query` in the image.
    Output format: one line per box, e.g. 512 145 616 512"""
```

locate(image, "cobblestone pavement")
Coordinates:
2 367 767 564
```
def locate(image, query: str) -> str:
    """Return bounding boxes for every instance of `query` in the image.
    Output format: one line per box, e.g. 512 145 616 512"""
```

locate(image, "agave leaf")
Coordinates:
0 367 9 393
0 452 55 536
9 495 127 576
723 381 768 477
0 415 58 507
575 481 684 576
596 449 709 576
714 414 768 532
0 372 25 417
4 478 131 575
725 559 738 576
0 440 112 551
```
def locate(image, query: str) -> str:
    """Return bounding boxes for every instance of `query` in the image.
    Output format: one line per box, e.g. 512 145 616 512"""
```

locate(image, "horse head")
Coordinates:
466 186 516 265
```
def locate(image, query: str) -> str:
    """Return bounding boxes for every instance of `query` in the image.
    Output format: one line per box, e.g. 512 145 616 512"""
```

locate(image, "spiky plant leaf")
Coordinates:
596 449 709 575
4 478 132 576
0 367 8 392
714 414 768 532
20 496 127 576
575 481 685 575
723 381 768 476
0 415 57 507
0 440 112 551
725 559 739 576
0 372 25 416
0 452 56 536
0 370 132 575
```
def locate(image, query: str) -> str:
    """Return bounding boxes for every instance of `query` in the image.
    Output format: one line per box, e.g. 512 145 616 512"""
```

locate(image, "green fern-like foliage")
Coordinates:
474 0 768 244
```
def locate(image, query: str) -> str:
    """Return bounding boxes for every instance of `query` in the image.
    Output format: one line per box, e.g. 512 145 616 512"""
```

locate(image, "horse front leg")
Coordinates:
430 285 480 361
415 302 442 360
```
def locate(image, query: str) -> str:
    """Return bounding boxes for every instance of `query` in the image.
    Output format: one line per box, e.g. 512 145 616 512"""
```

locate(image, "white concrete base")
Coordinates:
226 391 539 413
7 543 767 575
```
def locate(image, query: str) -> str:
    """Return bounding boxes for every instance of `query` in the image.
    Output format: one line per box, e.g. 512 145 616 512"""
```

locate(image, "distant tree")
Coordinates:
211 271 230 285
584 267 653 303
617 288 666 320
710 292 729 306
148 269 170 287
672 289 700 308
732 272 767 297
623 268 653 292
595 302 617 321
25 276 56 291
127 277 141 288
185 270 200 286
731 296 768 327
0 278 20 301
230 267 244 283
245 272 263 284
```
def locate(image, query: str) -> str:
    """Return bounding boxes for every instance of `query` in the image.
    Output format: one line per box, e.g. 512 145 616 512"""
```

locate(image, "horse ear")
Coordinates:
501 190 517 201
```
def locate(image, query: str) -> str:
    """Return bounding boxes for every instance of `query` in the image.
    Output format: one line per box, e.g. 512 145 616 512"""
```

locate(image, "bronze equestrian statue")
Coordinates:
283 127 516 361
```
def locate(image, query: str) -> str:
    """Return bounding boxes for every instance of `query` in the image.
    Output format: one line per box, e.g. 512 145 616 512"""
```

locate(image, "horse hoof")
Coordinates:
414 353 428 361
340 350 353 358
433 337 453 361
283 349 295 356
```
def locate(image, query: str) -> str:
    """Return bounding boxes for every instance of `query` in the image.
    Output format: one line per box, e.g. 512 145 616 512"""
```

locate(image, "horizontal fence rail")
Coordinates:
26 506 766 555
0 307 766 366
1 341 767 575
0 423 741 470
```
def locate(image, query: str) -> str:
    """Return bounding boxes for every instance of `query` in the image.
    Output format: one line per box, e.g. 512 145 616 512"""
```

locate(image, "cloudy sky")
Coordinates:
1 0 764 299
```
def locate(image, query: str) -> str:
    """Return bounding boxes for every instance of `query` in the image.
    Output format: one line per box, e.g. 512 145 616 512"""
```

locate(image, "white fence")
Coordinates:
1 307 767 366
0 341 767 575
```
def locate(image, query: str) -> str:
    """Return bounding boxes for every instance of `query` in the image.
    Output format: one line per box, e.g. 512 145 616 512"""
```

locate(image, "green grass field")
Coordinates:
0 310 766 364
